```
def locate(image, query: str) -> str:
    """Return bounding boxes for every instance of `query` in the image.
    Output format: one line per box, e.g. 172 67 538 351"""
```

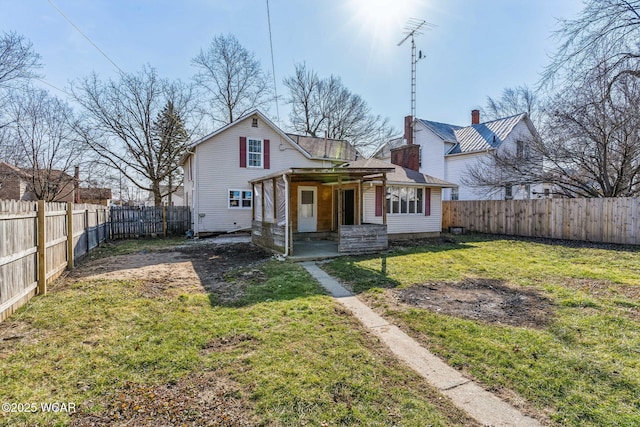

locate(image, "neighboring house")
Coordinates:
0 162 76 202
375 111 547 200
144 185 185 207
182 109 456 255
78 187 112 206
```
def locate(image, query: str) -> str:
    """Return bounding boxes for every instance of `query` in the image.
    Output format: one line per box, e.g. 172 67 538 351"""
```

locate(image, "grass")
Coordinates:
324 234 640 426
84 236 186 260
0 242 473 426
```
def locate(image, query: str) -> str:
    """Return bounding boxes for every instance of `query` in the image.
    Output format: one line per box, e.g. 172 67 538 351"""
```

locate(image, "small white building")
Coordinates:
375 110 547 201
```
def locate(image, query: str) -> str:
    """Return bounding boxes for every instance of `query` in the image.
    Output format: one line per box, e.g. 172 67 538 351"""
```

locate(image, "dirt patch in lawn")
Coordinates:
67 242 271 302
395 278 554 328
70 372 257 427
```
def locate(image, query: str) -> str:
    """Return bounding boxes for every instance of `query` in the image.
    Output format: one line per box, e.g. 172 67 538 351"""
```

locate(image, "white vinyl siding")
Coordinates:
414 122 448 179
192 116 325 233
363 186 442 234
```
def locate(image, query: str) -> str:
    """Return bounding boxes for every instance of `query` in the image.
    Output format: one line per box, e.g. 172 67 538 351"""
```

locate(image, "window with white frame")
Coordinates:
386 186 423 214
228 189 252 209
247 139 263 167
505 183 513 200
451 187 459 201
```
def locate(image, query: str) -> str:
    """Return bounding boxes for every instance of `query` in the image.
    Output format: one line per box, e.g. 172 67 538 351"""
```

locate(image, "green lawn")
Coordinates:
0 241 474 426
324 235 640 427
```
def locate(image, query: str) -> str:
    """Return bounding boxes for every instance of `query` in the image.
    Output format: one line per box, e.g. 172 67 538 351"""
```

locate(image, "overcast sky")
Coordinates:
1 0 584 134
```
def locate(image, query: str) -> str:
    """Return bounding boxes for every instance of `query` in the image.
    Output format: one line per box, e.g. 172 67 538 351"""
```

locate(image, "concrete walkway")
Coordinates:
302 262 541 427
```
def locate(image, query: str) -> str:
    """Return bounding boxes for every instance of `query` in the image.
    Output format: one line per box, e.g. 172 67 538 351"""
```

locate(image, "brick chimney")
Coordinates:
471 109 480 125
404 115 413 145
391 145 420 172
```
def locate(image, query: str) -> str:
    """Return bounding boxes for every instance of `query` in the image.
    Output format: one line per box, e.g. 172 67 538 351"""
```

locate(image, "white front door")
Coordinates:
297 186 317 232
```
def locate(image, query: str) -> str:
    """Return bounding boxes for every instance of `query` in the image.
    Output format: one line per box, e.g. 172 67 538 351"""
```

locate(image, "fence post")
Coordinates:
85 208 90 251
96 209 100 247
163 205 167 238
67 202 74 270
37 200 47 295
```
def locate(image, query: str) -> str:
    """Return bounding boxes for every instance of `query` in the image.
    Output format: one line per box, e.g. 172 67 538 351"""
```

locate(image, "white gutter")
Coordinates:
283 173 290 256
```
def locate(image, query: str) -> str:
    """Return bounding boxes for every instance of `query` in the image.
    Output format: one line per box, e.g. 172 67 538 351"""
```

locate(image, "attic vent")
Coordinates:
252 117 258 127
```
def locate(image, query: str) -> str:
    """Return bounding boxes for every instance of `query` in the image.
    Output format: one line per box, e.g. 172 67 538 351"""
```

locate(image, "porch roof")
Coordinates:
249 166 394 184
341 158 458 188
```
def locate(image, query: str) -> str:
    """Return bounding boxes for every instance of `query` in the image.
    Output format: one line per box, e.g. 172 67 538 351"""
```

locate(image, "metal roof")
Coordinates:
417 119 462 143
450 113 526 154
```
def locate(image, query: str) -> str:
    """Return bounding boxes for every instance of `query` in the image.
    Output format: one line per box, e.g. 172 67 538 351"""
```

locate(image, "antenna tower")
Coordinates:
398 19 434 143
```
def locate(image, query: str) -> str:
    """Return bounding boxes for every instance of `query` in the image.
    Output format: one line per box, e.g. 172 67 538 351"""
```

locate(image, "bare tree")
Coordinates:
283 63 323 136
1 88 83 201
0 31 41 90
72 66 195 206
482 85 543 127
192 34 271 126
543 0 640 88
1 32 42 166
284 63 395 150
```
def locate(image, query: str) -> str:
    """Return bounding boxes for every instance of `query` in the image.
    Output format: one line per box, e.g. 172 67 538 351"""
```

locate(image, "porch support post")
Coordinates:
272 177 277 222
358 180 363 225
382 173 387 226
251 183 255 221
283 174 290 256
337 176 343 228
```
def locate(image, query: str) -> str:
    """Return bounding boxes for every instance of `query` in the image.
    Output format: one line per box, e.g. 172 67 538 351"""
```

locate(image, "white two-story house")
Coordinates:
375 110 546 200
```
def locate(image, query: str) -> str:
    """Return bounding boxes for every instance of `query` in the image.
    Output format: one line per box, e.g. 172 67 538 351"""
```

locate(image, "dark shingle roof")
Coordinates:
341 158 456 187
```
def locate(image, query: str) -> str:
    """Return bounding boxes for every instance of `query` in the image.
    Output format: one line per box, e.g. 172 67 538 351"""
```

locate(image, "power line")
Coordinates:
47 0 125 74
36 78 71 96
266 0 280 123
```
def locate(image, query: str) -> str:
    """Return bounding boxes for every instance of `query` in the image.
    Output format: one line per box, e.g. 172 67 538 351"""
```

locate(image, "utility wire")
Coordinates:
266 0 280 122
47 0 125 74
37 78 71 96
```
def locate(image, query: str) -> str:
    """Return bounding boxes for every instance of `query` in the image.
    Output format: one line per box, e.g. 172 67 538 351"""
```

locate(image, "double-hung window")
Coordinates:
248 139 263 168
229 189 252 209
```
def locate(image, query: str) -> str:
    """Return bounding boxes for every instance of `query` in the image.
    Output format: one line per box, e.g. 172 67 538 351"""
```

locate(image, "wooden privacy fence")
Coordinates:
110 206 190 239
442 198 640 245
0 200 109 322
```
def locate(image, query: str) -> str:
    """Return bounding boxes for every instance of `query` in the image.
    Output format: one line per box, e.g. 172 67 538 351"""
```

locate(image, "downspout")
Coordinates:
283 173 290 256
192 150 199 235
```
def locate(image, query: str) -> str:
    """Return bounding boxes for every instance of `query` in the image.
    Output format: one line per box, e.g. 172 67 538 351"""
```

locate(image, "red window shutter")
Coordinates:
239 137 247 168
264 139 270 169
425 188 431 216
375 186 383 217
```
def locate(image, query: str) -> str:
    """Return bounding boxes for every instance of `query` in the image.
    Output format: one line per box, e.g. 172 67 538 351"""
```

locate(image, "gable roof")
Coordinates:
286 133 360 161
372 135 403 159
417 119 462 143
341 158 457 187
182 109 358 164
372 113 532 158
448 113 527 154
